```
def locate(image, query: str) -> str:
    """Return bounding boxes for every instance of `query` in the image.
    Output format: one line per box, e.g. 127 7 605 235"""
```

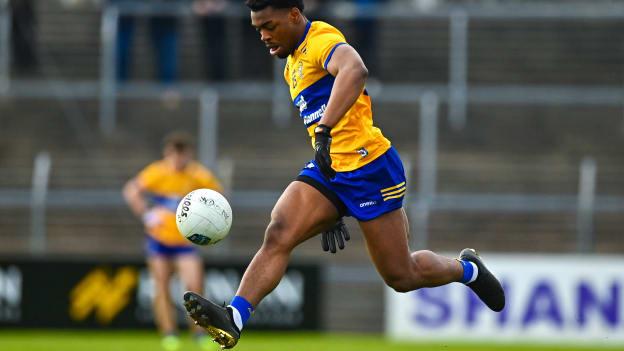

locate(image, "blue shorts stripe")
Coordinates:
145 236 197 257
298 147 406 221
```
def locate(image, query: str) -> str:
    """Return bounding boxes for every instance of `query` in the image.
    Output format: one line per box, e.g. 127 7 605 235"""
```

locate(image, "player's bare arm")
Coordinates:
314 45 370 180
315 45 366 247
318 44 368 128
122 178 148 218
123 178 166 229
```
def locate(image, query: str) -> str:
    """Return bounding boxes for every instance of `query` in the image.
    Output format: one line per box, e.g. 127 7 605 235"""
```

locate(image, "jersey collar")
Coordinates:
295 21 312 51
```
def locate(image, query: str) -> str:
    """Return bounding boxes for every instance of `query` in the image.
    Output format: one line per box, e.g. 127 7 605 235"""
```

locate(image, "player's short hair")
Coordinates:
163 131 195 153
245 0 304 12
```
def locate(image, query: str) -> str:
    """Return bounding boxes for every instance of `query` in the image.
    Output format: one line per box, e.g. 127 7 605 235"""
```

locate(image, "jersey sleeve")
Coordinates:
136 163 161 192
195 165 224 194
309 30 347 71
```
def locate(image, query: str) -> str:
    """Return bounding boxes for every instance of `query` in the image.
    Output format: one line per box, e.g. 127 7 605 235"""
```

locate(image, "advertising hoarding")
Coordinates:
386 255 624 345
0 258 320 330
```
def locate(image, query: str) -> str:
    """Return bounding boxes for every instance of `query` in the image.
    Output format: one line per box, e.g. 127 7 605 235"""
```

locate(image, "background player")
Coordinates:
123 131 223 350
183 1 505 349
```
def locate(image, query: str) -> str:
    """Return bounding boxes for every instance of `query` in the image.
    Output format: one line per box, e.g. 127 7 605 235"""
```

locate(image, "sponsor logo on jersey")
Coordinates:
296 95 308 113
303 104 327 125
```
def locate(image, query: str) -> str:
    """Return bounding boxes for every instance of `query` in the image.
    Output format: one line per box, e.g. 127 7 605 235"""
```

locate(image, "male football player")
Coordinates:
183 1 505 349
123 131 223 350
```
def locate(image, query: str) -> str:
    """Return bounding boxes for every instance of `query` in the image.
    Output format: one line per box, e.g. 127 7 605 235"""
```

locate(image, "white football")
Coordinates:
175 189 232 246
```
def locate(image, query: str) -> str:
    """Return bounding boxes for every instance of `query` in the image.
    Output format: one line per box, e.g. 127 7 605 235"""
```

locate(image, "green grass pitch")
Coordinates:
0 330 617 351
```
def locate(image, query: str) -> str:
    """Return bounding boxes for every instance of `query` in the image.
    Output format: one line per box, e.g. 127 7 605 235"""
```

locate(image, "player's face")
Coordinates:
251 7 301 59
164 147 193 171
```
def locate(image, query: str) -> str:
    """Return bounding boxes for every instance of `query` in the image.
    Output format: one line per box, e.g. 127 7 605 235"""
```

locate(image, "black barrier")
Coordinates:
0 258 320 330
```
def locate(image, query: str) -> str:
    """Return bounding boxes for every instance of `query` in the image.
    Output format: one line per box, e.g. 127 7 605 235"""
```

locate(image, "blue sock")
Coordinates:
459 259 478 284
229 296 254 331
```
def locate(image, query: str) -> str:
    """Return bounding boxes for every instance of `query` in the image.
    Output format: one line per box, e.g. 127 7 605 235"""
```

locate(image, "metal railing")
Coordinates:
448 10 468 129
10 91 624 255
0 0 10 94
577 158 597 253
413 92 439 249
409 92 614 252
29 152 51 254
99 4 119 135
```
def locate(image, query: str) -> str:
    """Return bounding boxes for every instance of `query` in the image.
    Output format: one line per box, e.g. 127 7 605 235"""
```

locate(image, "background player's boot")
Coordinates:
459 248 505 312
160 334 181 351
195 333 220 351
183 292 240 349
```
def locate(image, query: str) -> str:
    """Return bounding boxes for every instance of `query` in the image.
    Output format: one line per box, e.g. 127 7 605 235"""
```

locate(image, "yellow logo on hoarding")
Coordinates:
69 266 138 325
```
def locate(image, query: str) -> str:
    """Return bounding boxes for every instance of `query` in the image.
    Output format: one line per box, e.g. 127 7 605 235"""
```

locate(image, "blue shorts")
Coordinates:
145 236 197 257
297 146 406 221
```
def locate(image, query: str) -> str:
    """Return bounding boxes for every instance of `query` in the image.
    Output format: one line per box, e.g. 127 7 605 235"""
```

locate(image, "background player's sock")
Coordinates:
459 259 479 284
228 296 254 331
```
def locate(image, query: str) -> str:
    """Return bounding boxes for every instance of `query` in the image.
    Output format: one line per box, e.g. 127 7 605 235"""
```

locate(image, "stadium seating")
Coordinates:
2 97 624 257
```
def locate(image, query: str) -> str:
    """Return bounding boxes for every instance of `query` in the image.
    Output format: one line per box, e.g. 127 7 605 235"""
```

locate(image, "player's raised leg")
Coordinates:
359 208 463 289
184 180 339 349
359 208 505 311
235 182 338 305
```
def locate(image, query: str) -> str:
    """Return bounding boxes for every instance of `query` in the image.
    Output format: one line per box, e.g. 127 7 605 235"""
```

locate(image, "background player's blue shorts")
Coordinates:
145 236 197 257
297 146 407 221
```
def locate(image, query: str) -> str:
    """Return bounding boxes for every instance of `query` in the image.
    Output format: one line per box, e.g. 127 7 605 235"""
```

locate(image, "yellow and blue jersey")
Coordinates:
136 160 223 246
284 21 391 172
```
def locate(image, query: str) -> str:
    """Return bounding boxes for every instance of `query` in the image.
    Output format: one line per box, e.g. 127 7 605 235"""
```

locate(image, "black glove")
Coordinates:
321 218 350 254
314 124 336 180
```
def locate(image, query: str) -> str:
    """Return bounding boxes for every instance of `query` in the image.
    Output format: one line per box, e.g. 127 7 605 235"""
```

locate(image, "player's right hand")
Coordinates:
321 218 350 254
142 207 164 229
314 124 336 180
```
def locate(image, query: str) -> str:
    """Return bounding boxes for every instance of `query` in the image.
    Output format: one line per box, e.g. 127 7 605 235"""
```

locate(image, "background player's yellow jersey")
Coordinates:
284 21 391 172
137 160 223 246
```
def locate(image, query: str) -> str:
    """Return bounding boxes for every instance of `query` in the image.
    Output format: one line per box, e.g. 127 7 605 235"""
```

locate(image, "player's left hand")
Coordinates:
314 124 336 180
142 206 165 229
321 218 350 254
